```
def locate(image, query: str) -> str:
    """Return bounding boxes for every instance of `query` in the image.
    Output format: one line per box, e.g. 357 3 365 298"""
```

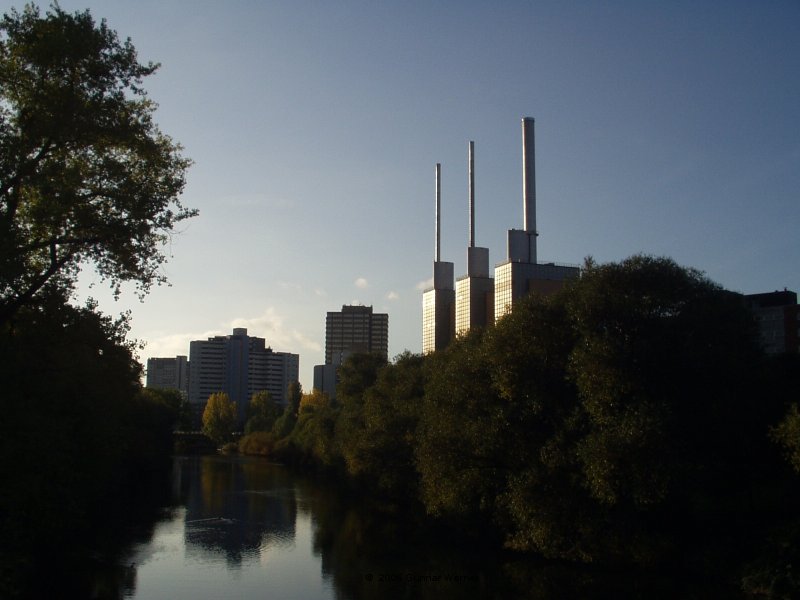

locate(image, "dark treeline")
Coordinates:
242 255 800 596
0 4 194 597
0 290 185 598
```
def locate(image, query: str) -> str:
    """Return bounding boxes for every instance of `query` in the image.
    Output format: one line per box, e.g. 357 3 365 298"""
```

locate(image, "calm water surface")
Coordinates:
122 455 499 600
114 455 697 600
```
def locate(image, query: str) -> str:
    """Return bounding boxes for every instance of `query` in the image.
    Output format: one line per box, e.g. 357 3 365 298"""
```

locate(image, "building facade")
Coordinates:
745 290 799 354
314 305 389 399
422 163 456 353
324 305 389 364
145 355 189 395
188 328 299 426
493 118 579 320
455 141 494 336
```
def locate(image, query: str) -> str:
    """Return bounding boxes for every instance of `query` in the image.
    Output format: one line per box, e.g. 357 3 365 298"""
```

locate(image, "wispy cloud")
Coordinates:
355 277 369 289
386 291 399 300
230 308 321 351
140 306 321 364
416 277 433 291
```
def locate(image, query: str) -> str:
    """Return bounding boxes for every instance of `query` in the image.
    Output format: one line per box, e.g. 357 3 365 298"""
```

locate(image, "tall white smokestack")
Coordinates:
435 162 441 262
522 117 536 234
522 117 537 264
468 141 475 248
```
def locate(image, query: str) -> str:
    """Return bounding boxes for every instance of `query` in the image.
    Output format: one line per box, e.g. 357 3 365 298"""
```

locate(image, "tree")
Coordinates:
0 4 194 325
270 381 302 439
244 390 281 434
202 392 236 445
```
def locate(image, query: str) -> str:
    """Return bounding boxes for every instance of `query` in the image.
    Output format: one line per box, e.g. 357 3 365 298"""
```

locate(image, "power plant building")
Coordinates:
494 118 579 319
455 141 494 335
422 163 456 353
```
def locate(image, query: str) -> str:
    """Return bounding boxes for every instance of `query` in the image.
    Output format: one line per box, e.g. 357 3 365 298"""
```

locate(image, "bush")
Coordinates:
239 431 276 456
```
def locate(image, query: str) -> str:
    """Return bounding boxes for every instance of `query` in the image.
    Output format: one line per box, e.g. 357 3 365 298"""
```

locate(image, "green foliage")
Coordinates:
772 403 800 473
281 389 339 467
140 387 190 431
239 431 276 456
416 329 505 519
415 255 772 564
245 390 281 434
334 352 387 476
0 3 195 324
337 352 425 497
236 254 793 574
202 392 237 445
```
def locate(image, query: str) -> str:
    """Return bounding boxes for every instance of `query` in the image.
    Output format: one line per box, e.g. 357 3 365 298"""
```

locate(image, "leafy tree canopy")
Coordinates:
245 390 281 434
0 3 194 324
202 392 236 445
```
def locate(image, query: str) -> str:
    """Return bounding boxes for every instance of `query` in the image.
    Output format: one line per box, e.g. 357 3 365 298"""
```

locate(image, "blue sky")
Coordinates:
10 1 799 389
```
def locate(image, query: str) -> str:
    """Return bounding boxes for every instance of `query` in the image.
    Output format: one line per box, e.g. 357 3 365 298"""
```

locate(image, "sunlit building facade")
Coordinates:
454 142 494 336
493 118 580 320
422 274 455 353
494 259 579 319
422 163 456 353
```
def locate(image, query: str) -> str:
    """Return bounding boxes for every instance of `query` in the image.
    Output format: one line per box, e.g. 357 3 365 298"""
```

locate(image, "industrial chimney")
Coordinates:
435 162 441 262
522 117 537 262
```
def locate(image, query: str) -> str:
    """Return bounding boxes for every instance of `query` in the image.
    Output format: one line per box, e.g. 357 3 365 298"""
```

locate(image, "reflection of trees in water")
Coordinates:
294 477 501 600
292 476 714 600
178 455 297 568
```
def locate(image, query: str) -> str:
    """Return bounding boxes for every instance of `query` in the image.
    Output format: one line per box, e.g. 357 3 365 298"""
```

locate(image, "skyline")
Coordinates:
16 1 798 389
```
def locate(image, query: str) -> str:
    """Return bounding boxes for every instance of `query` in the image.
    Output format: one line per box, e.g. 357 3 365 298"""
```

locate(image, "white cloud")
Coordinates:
416 277 433 291
139 306 322 366
355 277 369 289
386 291 399 300
229 308 320 351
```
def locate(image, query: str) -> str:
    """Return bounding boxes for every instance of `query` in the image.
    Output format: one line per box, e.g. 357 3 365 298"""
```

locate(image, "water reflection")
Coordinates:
117 456 712 600
177 455 296 568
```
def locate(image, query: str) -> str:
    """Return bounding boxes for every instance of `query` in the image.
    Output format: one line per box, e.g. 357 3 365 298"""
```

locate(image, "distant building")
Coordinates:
188 328 299 426
422 163 456 353
745 290 799 354
494 118 579 319
314 304 389 399
313 363 338 399
146 355 189 396
455 142 494 336
324 305 389 364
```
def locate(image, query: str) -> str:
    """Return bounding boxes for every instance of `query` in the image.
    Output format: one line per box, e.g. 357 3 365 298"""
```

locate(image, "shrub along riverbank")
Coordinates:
239 255 800 596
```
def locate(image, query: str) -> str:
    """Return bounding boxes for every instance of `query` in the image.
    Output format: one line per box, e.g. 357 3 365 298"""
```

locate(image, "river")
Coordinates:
94 454 700 599
118 454 515 600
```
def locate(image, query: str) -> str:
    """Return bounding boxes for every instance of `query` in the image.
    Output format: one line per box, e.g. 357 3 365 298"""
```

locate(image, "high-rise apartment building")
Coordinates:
455 141 494 336
745 290 799 354
188 328 299 426
422 163 456 353
146 355 189 395
324 305 389 364
314 305 389 399
494 118 579 319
